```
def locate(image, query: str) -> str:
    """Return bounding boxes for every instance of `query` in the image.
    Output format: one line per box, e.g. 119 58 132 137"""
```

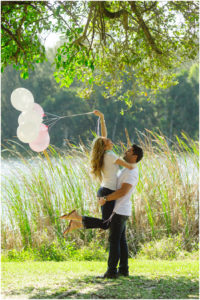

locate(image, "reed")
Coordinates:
1 131 199 253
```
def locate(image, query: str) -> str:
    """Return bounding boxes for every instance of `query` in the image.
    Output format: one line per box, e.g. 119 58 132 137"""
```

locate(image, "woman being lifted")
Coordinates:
60 110 136 233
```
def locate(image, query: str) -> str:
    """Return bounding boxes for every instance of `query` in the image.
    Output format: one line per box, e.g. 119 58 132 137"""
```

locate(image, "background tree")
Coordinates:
1 1 199 105
2 56 198 149
1 61 95 148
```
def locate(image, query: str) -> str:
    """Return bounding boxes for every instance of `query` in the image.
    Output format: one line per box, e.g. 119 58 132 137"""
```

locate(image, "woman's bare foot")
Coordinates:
63 220 83 235
60 210 82 221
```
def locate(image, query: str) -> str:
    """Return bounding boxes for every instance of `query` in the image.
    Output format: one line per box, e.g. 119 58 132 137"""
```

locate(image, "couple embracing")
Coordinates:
60 110 143 279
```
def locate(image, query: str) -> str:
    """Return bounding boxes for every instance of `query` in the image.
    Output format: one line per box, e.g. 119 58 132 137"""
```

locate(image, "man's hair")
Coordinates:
132 144 143 162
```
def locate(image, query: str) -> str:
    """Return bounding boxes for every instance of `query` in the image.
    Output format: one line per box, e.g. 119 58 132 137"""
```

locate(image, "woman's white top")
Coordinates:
102 150 119 190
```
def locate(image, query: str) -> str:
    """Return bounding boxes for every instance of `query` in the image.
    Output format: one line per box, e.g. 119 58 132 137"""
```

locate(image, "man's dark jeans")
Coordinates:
107 213 129 275
82 187 115 229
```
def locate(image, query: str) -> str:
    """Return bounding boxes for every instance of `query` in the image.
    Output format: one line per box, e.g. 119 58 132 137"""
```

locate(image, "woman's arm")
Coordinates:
115 158 135 170
93 110 107 138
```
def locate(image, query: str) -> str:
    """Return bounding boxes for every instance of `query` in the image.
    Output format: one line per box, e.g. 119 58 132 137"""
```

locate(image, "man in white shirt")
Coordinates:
98 144 143 279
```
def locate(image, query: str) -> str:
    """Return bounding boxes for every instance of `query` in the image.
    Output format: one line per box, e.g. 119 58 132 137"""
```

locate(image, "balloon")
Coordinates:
11 88 34 112
40 124 48 131
33 103 44 117
29 124 50 152
17 122 40 143
18 110 43 125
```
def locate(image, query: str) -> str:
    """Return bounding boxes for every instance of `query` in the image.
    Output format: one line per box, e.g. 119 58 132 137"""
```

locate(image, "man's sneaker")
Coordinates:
118 270 129 277
97 271 119 279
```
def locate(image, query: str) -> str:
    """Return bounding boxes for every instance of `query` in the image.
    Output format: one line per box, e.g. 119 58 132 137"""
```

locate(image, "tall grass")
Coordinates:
1 131 199 254
133 130 199 251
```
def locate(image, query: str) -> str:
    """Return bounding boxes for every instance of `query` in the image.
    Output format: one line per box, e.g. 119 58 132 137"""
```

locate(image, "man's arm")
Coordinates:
93 110 107 138
99 183 133 206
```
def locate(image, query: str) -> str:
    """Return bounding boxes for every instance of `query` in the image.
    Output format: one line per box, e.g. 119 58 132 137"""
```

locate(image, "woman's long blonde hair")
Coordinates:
90 137 105 182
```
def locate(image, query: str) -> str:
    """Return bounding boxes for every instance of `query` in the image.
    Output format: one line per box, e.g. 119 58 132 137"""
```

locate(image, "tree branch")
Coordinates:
45 2 71 30
73 5 93 45
129 1 162 55
1 23 24 51
16 4 27 38
89 13 97 52
60 1 79 27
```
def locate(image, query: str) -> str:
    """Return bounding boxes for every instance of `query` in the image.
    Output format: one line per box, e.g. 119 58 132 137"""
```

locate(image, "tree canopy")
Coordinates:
1 1 199 104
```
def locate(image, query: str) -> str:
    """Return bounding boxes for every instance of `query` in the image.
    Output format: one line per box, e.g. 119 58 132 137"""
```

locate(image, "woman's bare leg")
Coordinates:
63 220 83 235
60 210 82 221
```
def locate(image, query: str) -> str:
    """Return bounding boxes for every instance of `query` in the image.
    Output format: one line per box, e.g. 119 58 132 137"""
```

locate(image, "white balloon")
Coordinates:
11 88 34 112
17 122 40 143
33 103 44 117
18 110 43 126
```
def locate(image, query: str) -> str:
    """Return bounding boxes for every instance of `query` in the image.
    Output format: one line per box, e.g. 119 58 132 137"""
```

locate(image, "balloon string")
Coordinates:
43 117 59 122
42 111 101 136
43 111 94 131
43 118 59 124
45 111 93 119
48 120 60 131
45 112 61 118
58 111 94 119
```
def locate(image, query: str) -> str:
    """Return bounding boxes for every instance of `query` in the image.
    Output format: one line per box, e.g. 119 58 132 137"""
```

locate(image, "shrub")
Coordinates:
74 241 107 261
1 248 35 262
136 235 198 260
1 241 107 262
35 241 77 261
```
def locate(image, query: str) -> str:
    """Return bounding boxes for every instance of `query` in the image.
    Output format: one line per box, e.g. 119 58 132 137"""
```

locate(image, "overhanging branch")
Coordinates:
1 23 25 51
129 1 162 55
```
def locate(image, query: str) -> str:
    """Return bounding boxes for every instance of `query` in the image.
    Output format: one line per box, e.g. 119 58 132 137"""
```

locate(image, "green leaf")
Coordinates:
55 5 61 16
20 71 29 79
77 27 83 34
90 62 94 71
89 77 94 85
66 29 71 37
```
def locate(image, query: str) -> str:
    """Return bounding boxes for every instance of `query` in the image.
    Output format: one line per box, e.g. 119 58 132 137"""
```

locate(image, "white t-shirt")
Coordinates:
113 167 139 216
102 151 119 190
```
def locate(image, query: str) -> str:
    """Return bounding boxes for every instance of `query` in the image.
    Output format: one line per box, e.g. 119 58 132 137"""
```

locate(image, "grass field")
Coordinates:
1 259 199 299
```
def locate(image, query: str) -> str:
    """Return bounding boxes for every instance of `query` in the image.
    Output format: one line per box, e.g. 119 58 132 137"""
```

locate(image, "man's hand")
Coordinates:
93 110 104 118
98 197 106 206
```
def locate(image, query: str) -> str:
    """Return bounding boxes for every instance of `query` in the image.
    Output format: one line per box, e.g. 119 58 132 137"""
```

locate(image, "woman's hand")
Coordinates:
98 197 106 206
93 109 107 137
93 110 104 119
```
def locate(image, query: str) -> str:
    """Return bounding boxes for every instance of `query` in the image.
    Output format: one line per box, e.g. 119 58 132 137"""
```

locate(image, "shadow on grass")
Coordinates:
4 275 199 299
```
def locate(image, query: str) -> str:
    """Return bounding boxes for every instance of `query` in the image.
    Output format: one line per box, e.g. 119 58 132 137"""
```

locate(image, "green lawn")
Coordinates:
1 259 199 299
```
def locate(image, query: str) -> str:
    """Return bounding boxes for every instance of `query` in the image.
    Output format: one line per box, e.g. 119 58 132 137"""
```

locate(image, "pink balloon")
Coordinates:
40 124 48 131
33 103 44 117
29 124 50 152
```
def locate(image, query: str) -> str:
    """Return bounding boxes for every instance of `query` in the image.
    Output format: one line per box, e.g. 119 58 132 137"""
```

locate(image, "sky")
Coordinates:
42 32 61 49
